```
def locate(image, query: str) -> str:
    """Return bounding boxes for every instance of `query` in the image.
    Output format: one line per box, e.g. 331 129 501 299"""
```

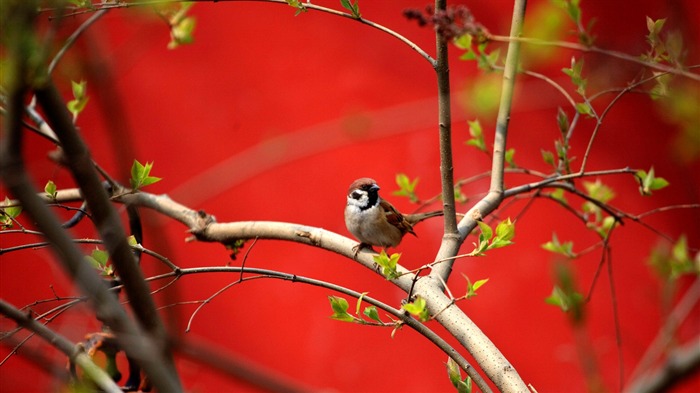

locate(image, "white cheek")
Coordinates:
345 202 363 213
346 195 368 208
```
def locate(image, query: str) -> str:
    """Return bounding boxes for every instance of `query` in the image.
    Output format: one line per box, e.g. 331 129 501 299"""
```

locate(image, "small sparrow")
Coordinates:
344 178 443 251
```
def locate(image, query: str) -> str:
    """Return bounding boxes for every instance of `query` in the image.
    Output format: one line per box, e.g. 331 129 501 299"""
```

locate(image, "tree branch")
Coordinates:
0 300 122 393
145 265 491 392
33 78 181 389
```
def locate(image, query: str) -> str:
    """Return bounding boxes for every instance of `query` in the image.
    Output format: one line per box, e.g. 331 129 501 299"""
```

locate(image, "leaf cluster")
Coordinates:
130 160 162 191
471 218 515 256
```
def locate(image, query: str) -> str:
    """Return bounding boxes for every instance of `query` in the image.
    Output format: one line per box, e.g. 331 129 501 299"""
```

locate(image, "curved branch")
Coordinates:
145 266 491 392
47 0 436 65
0 299 121 393
488 35 700 82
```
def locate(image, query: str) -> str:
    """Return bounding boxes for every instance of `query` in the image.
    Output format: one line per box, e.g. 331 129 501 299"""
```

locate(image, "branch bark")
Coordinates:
0 3 181 390
0 300 122 393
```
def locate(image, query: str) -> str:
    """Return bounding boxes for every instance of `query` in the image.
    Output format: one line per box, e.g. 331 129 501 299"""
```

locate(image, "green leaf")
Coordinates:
596 216 617 238
556 107 570 135
649 235 699 279
575 102 594 117
328 296 355 322
454 34 473 50
363 306 381 323
542 233 576 258
44 180 57 199
541 149 556 168
340 0 361 18
493 218 515 244
636 167 669 195
127 235 139 247
85 248 113 276
454 185 468 204
465 119 487 152
672 235 689 263
1 197 22 228
393 173 419 203
168 16 196 49
285 0 308 15
476 220 492 241
550 189 568 205
446 356 473 393
583 179 615 204
464 275 489 299
469 221 492 256
91 248 109 266
355 292 367 315
67 80 89 119
546 263 585 324
446 357 462 387
373 250 400 280
545 285 584 316
402 296 429 322
505 148 516 168
130 160 162 190
562 57 587 95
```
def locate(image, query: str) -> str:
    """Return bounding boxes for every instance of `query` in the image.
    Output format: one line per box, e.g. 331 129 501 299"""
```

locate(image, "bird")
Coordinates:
344 177 443 252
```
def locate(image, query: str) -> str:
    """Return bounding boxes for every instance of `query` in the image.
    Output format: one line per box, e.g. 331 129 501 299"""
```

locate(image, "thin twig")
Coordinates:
487 34 700 81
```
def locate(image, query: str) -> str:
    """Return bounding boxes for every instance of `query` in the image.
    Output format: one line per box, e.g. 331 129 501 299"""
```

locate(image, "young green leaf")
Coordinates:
130 160 162 190
1 197 22 228
328 296 355 322
469 220 492 256
491 218 515 248
562 57 588 95
454 185 468 204
393 173 419 203
372 250 401 280
542 233 576 258
402 296 430 322
463 275 489 299
91 248 109 267
636 167 669 196
546 262 585 324
340 0 361 18
67 80 89 120
556 107 570 135
477 220 492 242
504 148 516 168
465 119 487 152
574 102 594 117
363 306 382 323
44 180 57 200
285 0 308 15
583 179 615 204
85 248 113 276
165 2 196 49
446 357 473 393
550 188 568 205
541 149 556 168
168 16 196 49
649 235 699 279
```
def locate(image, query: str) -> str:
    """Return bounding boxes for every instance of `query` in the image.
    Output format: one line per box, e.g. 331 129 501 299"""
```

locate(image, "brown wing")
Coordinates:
379 200 417 237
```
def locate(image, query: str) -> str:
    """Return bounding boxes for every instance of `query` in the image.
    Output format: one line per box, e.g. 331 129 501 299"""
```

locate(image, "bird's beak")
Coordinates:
371 184 380 192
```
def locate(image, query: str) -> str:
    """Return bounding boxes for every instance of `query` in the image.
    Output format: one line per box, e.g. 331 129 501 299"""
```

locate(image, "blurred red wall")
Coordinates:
1 1 699 392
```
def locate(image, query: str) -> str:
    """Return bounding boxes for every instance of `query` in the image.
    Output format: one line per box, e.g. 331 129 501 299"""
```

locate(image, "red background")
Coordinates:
1 1 699 392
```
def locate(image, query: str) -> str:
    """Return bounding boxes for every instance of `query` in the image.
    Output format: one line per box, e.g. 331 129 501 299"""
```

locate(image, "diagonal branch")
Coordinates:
0 299 122 393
